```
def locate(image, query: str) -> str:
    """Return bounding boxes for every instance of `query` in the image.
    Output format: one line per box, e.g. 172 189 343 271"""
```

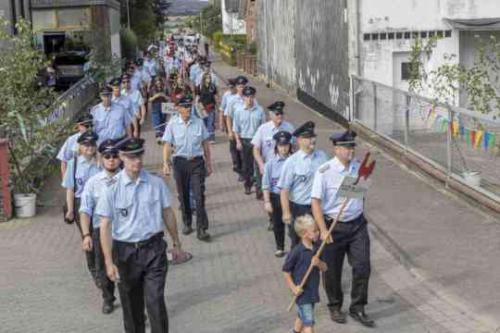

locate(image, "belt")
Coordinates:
174 155 203 162
115 232 164 249
325 213 364 224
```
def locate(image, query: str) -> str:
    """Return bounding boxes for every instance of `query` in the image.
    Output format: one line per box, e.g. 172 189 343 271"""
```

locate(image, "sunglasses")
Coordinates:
103 153 119 159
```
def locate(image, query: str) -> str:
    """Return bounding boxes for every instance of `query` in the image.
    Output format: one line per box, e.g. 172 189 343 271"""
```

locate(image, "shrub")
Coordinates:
120 28 138 60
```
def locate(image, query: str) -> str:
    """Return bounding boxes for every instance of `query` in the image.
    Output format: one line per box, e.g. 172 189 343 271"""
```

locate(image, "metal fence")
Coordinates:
48 77 98 123
351 75 500 199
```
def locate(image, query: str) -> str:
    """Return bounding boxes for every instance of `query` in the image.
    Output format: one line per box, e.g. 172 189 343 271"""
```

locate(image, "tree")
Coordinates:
409 35 500 115
0 18 71 193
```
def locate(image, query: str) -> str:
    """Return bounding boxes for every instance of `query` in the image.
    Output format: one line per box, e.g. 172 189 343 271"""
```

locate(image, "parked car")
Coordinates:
53 51 87 90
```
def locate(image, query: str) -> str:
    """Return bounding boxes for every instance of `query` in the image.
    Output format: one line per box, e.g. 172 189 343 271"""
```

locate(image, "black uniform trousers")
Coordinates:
173 156 209 231
113 233 169 333
229 138 242 174
239 138 254 189
74 198 97 280
322 214 371 312
289 201 312 249
254 163 263 195
92 227 115 304
270 193 285 250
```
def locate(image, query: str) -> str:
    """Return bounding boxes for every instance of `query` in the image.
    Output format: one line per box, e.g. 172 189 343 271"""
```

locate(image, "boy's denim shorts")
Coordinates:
297 303 315 327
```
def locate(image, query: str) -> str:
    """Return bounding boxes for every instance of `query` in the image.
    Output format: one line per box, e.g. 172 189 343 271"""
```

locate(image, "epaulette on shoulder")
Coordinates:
318 164 330 174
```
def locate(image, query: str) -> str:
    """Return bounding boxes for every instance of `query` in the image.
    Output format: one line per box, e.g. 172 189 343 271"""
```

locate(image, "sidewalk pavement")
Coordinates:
0 56 497 333
212 54 500 331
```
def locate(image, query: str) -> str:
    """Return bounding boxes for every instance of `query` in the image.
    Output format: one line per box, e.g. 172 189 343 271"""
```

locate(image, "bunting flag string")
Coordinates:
425 108 498 152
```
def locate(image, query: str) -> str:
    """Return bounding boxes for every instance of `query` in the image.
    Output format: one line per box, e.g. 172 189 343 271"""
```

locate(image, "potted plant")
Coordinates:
0 18 71 218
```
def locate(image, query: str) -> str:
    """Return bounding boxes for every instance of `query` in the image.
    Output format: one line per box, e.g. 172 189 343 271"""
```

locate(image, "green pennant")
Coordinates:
465 128 471 146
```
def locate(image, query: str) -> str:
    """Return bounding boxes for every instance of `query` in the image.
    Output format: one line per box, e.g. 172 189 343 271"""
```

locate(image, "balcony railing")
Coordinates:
31 0 119 9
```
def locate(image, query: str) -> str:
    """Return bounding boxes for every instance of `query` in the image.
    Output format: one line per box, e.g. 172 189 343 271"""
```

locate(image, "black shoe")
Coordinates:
244 187 252 195
238 175 245 182
102 302 114 314
182 225 194 235
329 308 347 324
349 310 375 327
197 229 211 242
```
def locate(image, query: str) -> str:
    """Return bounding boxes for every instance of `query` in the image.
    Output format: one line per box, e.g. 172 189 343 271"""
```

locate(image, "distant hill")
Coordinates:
167 0 210 16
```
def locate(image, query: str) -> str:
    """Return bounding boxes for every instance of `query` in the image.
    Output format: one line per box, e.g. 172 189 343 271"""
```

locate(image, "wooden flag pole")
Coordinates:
286 198 349 312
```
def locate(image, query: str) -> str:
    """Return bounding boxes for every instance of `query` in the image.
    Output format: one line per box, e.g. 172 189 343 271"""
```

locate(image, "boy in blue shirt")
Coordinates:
283 215 327 333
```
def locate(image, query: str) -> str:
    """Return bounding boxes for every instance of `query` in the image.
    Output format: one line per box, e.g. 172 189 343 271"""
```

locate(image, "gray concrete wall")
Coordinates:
256 0 296 93
256 0 349 121
295 0 349 119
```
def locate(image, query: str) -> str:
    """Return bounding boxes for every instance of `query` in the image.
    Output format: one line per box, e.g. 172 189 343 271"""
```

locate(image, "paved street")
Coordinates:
0 56 498 332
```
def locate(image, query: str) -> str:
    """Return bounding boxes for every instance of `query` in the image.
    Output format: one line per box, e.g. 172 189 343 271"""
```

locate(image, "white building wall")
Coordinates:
221 0 246 34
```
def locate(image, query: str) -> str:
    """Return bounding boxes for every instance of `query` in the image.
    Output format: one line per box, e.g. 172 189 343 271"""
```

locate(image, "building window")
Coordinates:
401 62 418 81
445 30 452 37
371 33 379 40
380 33 387 40
420 31 427 38
388 32 395 40
404 32 411 39
396 32 403 39
363 33 370 41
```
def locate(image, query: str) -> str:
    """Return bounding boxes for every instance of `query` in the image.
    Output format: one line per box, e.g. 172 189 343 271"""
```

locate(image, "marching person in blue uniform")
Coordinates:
57 113 93 179
62 130 101 283
121 74 146 138
91 86 131 144
277 121 329 248
97 138 182 333
218 78 237 134
311 130 374 327
252 101 295 200
110 78 135 134
224 75 248 179
262 131 293 257
79 139 120 314
162 96 213 241
232 86 266 195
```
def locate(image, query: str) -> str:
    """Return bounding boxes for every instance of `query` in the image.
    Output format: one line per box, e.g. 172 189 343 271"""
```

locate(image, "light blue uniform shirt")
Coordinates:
251 120 295 163
224 94 243 117
130 72 142 91
219 91 234 111
79 170 118 228
91 102 129 144
232 103 266 139
311 157 363 222
96 170 172 242
56 132 81 162
277 149 330 205
121 88 144 118
262 154 288 194
61 156 101 198
112 95 134 126
144 59 158 76
162 115 209 158
189 63 201 83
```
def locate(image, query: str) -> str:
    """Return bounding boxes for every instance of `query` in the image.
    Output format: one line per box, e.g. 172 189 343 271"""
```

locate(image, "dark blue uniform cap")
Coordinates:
115 138 145 155
273 130 292 145
293 121 316 138
234 75 248 85
242 86 256 97
77 130 99 145
76 113 93 125
100 86 112 96
178 96 193 108
98 139 118 154
109 77 122 87
330 130 357 147
267 101 285 114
